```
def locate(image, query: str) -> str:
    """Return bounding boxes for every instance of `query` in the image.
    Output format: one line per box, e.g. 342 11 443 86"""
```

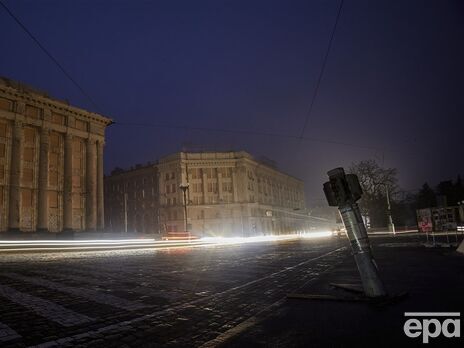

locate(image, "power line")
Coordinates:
0 0 100 112
113 121 379 151
299 0 344 139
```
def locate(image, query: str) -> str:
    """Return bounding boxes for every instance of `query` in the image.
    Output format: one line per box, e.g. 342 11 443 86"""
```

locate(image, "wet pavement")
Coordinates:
0 235 461 347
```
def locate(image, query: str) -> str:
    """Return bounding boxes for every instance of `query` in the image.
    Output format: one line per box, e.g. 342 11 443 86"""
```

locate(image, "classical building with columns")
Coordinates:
157 151 310 237
0 77 112 233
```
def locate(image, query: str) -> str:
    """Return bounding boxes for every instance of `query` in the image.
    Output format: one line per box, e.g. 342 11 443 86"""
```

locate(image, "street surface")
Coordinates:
0 236 347 347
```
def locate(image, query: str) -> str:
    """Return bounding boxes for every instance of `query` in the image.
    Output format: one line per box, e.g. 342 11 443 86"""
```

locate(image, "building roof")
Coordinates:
159 151 303 183
0 76 113 126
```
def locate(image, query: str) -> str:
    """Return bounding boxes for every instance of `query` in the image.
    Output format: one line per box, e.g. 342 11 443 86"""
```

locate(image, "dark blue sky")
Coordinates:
1 0 463 203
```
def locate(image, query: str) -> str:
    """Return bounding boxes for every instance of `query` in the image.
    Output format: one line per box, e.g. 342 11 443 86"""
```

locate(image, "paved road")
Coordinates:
0 237 348 347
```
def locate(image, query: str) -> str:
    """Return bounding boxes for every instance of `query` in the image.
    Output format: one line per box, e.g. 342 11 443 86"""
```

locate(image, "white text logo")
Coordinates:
403 312 460 344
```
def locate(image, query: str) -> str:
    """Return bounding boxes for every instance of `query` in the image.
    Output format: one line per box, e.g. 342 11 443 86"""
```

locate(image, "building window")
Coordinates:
75 119 88 131
171 183 176 193
219 167 232 178
205 168 214 179
0 97 13 111
23 127 36 143
222 182 232 192
190 168 201 179
22 168 34 184
0 143 6 158
51 112 66 125
208 182 218 193
0 122 7 137
25 105 41 119
23 147 34 162
21 189 33 208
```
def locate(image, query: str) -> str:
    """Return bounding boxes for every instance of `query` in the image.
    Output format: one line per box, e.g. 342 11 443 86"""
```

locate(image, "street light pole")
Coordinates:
124 191 128 233
179 183 189 237
383 184 395 235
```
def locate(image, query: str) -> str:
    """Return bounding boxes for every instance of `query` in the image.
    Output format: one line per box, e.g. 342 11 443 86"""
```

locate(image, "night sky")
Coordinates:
1 0 463 204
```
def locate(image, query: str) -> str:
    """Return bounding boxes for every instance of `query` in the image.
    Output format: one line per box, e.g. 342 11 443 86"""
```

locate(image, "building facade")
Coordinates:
104 164 160 234
157 151 309 237
0 77 112 233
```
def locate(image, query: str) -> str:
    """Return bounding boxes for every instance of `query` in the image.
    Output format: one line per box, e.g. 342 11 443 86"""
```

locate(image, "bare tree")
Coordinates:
348 160 398 228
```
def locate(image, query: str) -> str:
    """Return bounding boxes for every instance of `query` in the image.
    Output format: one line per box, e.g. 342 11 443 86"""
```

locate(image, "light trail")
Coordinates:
0 232 334 254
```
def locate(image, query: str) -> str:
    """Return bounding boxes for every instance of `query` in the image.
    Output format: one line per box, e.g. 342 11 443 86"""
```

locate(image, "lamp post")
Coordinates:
179 183 189 237
379 183 395 235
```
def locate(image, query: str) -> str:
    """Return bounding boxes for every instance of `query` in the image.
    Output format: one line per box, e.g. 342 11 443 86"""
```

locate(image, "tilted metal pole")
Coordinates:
324 167 387 298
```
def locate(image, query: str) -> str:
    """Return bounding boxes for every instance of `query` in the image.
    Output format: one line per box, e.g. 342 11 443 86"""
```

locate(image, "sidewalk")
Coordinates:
224 235 464 347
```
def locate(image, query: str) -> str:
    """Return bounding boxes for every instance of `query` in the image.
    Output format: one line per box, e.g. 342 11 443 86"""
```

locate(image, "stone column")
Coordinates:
63 133 73 230
8 121 22 231
217 172 223 201
231 169 238 203
202 169 207 204
85 138 97 230
37 128 49 231
96 140 104 230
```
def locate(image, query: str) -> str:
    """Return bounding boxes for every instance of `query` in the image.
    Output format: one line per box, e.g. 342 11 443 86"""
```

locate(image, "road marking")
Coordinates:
200 251 345 348
31 270 184 301
200 298 286 348
2 273 147 311
0 322 21 342
0 284 93 327
32 246 347 347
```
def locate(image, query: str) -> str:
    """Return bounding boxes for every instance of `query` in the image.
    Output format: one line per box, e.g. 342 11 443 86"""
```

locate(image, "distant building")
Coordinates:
0 77 112 233
104 151 310 237
158 151 309 237
104 165 160 234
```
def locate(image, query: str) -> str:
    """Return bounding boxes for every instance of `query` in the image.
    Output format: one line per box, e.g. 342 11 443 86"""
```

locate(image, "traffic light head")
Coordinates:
323 167 363 206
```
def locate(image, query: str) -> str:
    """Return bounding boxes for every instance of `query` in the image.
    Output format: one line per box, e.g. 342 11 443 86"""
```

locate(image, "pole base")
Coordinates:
287 291 408 305
288 282 407 305
329 283 364 294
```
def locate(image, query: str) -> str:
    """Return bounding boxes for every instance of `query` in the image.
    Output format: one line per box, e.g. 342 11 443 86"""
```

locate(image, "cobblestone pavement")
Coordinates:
0 237 348 347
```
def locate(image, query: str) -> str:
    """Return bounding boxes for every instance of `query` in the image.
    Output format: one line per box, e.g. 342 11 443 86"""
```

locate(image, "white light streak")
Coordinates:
0 232 333 254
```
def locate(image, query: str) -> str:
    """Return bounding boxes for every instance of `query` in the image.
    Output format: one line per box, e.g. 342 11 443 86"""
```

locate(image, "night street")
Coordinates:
1 1 464 347
0 236 347 347
0 234 462 347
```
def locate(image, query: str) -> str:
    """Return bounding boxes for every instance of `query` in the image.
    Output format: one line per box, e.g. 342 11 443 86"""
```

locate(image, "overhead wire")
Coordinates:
0 0 101 112
2 0 380 154
299 0 344 139
113 121 380 151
